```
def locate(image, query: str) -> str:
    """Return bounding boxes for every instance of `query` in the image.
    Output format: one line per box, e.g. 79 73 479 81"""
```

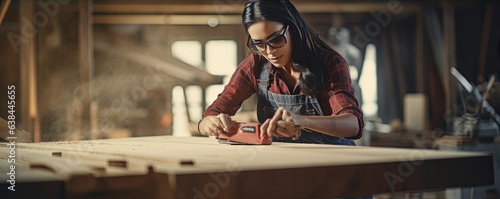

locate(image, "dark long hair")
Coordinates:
242 0 335 95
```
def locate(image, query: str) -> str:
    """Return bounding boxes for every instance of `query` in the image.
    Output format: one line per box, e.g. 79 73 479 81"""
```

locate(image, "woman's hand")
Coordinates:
260 107 303 139
199 113 236 136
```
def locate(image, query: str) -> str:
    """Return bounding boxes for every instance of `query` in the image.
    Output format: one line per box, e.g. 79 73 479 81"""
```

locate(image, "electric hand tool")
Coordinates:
217 122 272 145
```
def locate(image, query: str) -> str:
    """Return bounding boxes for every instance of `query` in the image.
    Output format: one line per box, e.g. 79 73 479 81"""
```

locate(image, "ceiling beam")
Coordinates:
93 3 419 14
93 14 241 25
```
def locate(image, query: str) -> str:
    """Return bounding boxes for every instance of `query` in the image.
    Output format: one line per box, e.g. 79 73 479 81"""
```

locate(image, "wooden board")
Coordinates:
0 117 32 142
0 136 494 198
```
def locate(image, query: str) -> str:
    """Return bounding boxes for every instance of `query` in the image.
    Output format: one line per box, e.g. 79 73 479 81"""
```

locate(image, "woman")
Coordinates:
198 0 363 145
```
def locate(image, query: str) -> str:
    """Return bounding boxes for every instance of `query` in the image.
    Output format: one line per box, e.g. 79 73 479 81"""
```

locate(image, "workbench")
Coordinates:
435 136 500 199
0 136 494 199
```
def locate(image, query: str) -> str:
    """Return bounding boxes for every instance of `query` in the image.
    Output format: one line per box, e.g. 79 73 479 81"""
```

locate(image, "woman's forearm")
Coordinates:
296 113 359 138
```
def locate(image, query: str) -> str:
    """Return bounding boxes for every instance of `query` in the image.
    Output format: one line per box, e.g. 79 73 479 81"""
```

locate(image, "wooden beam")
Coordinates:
93 4 240 14
93 3 418 14
0 0 11 26
477 4 493 82
296 3 399 13
79 0 94 140
415 9 424 93
93 14 241 25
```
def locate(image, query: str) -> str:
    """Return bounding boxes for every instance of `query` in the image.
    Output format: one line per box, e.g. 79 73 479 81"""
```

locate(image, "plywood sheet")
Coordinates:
0 136 494 198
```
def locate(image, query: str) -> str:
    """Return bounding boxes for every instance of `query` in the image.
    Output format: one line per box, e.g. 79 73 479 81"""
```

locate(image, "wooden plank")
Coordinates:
0 0 11 26
0 117 32 142
477 4 493 82
0 148 173 198
0 159 63 198
0 136 494 198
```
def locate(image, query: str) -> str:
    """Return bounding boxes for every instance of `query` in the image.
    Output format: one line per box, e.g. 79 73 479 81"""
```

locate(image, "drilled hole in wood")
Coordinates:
148 165 155 173
180 160 194 166
108 160 127 168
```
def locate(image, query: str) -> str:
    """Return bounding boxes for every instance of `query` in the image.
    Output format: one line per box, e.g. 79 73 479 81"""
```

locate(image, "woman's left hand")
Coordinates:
260 107 302 138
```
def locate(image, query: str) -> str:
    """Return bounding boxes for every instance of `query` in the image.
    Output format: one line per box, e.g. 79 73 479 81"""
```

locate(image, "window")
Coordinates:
171 41 202 67
204 40 237 107
359 43 378 117
171 40 237 136
171 41 202 136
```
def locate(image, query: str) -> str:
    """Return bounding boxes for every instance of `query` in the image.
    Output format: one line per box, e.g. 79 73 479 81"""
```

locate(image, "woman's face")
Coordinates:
247 20 293 69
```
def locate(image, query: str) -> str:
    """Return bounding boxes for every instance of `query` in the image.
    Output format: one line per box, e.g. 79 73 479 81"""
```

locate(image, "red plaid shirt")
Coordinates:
203 48 364 139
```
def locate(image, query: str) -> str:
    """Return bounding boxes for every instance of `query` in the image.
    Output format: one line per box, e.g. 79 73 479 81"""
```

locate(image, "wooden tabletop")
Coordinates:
0 136 494 199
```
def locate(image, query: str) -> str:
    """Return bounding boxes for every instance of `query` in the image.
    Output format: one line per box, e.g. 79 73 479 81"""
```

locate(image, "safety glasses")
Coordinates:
247 25 289 53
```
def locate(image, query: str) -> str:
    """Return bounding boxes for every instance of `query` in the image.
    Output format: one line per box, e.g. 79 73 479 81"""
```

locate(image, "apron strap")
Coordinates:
257 61 272 89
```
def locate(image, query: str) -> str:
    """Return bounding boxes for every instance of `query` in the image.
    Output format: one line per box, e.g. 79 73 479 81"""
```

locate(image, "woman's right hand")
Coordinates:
198 113 235 136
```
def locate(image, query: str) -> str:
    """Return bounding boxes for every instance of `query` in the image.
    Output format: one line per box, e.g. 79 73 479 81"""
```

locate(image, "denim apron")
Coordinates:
257 64 372 199
256 64 355 146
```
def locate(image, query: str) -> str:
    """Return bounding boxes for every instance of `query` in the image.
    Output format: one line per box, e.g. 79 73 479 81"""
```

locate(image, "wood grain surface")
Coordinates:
0 136 494 199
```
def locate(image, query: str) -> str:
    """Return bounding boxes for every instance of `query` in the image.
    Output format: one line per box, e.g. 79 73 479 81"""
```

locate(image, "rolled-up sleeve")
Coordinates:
323 50 364 139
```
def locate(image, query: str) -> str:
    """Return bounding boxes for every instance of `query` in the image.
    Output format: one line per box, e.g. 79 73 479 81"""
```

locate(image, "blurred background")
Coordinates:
0 0 499 144
1 1 499 198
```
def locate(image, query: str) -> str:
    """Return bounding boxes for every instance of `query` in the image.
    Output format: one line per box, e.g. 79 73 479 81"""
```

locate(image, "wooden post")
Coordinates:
79 0 94 140
381 31 397 111
477 4 493 82
200 41 207 117
200 40 206 70
443 3 457 127
414 8 429 132
182 86 192 124
415 9 424 93
201 86 207 115
165 86 173 135
19 0 38 142
390 27 406 103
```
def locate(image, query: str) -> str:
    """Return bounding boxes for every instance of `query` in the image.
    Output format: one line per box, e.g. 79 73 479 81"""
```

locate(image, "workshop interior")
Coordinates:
0 0 499 198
